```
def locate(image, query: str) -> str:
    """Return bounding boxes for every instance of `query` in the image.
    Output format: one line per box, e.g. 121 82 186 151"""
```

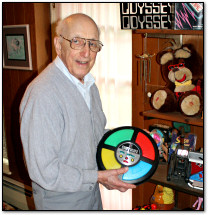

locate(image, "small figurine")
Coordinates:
150 185 175 210
192 197 203 210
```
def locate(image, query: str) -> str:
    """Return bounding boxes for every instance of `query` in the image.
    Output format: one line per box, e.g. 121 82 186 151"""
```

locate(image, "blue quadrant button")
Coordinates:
122 161 152 180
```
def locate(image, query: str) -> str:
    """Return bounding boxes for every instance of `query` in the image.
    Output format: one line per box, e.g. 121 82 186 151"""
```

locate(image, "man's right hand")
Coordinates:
97 167 136 192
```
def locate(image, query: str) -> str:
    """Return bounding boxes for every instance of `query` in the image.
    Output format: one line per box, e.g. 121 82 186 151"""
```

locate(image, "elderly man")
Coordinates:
20 13 136 210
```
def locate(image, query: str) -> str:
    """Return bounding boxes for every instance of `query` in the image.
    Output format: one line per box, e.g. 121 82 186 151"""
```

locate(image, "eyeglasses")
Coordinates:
60 35 103 52
168 63 185 71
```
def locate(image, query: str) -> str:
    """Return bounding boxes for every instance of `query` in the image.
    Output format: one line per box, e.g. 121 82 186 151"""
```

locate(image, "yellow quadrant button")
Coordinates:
101 148 121 169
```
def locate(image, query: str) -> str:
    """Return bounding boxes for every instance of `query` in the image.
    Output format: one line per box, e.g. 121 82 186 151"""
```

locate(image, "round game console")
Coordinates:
96 126 159 185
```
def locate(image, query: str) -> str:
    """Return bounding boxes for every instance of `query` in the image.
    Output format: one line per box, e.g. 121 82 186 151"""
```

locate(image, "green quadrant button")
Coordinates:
105 129 134 147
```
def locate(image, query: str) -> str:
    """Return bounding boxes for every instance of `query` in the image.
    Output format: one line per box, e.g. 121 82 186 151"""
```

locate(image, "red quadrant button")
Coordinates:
135 132 155 160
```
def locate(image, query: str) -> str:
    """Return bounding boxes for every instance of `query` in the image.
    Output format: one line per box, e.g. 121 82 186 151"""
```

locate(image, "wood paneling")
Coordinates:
3 3 51 186
132 182 156 208
34 3 52 72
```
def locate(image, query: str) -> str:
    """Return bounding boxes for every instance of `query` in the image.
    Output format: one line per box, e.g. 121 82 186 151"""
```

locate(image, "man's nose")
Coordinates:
80 42 91 57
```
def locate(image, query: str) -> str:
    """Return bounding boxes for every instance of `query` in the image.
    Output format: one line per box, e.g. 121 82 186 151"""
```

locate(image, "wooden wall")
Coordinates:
3 3 52 186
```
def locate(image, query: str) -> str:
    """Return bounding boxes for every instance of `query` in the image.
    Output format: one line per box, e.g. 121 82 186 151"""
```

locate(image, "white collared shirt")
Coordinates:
55 56 95 110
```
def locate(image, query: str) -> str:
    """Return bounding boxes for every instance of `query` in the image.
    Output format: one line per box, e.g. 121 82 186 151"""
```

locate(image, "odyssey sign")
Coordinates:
120 3 173 29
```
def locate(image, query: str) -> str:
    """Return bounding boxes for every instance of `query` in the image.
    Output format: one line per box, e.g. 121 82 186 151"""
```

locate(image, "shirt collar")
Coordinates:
54 56 95 89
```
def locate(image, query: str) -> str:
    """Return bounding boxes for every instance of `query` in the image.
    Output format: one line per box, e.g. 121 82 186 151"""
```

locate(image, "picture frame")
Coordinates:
3 24 33 70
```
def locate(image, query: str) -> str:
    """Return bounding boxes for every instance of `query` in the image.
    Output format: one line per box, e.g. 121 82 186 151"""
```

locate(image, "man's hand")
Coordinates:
98 167 136 192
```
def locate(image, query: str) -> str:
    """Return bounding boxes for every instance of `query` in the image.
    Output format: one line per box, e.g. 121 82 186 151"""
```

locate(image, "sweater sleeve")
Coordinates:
20 88 98 192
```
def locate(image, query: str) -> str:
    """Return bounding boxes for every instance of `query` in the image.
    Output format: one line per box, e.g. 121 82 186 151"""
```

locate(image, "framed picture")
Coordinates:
3 25 33 70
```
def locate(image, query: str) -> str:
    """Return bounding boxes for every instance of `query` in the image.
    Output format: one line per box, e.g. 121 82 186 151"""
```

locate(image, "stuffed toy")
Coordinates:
150 43 203 116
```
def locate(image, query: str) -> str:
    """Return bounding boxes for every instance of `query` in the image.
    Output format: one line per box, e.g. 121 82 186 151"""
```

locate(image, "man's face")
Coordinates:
58 17 99 82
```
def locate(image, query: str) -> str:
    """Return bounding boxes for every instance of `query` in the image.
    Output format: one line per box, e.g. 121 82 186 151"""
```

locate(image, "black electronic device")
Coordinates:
167 135 191 182
96 126 159 185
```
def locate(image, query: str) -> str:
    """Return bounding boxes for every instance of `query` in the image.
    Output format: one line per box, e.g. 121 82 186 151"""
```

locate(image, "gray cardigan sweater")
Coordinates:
20 61 107 192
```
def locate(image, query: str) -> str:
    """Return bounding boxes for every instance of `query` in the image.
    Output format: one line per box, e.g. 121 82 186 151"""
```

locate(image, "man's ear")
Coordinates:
54 36 62 56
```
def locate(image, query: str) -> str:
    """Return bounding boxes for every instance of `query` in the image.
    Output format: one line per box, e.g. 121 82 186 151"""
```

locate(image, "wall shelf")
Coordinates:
142 110 203 127
149 163 203 197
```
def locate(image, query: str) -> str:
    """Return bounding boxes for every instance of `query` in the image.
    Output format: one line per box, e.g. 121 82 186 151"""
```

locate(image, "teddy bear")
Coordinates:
150 43 203 117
